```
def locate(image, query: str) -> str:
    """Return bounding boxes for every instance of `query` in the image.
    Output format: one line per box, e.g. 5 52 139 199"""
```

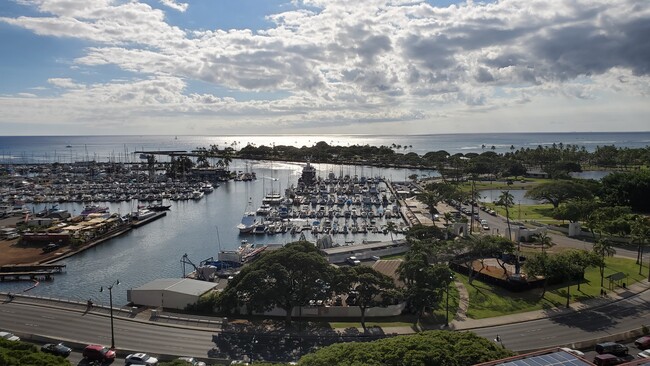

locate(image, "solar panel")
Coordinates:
497 351 592 366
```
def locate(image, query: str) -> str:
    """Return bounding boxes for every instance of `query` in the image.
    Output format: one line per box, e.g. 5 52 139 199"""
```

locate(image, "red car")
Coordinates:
83 344 116 362
636 336 650 350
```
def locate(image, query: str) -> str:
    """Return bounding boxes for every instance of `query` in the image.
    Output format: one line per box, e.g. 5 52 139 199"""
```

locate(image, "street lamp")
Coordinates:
445 272 454 327
100 280 120 349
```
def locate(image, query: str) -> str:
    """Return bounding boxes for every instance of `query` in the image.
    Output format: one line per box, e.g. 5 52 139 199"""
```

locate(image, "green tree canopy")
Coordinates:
339 266 398 331
298 330 513 366
0 339 69 366
524 180 594 209
601 170 650 212
218 241 339 326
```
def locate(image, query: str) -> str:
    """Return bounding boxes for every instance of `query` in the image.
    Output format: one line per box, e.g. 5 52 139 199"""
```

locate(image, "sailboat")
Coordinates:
237 198 257 234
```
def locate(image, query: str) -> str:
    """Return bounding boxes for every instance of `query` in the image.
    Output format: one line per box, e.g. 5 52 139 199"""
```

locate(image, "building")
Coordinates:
127 278 218 310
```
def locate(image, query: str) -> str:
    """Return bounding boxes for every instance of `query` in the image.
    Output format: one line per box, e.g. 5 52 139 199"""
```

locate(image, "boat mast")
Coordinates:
215 225 222 253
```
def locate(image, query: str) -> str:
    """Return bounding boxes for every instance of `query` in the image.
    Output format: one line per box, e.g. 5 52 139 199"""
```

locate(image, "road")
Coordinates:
470 285 650 352
454 202 640 260
0 300 215 359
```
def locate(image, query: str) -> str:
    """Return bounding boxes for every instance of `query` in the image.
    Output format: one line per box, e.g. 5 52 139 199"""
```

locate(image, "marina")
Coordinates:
0 159 418 304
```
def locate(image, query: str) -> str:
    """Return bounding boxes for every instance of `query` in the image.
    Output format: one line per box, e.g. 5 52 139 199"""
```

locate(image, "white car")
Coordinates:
178 357 207 366
125 353 158 365
559 347 584 357
0 331 20 342
639 350 650 358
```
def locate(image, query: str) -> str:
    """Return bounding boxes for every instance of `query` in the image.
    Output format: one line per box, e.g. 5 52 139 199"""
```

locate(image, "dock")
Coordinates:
132 211 167 228
0 264 66 282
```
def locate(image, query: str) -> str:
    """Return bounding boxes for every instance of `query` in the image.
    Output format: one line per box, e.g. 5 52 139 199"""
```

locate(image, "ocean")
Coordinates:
1 132 649 164
0 132 648 304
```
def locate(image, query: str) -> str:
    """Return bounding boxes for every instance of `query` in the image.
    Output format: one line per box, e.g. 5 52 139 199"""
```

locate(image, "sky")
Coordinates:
0 0 648 136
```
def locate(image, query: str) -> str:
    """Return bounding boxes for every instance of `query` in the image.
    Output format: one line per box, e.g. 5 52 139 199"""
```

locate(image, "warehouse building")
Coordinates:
127 278 218 310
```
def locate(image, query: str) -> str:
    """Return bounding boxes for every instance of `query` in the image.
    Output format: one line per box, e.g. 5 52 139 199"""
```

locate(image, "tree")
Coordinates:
0 339 69 366
630 216 650 275
454 235 515 284
340 266 397 331
298 330 513 366
525 180 594 209
534 231 555 254
553 200 600 223
495 190 514 242
593 238 616 287
386 221 396 242
564 250 603 291
218 241 339 326
601 170 650 212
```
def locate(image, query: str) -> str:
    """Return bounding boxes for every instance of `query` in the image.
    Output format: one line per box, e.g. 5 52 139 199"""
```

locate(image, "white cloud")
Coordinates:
48 78 84 89
159 0 188 12
0 0 648 134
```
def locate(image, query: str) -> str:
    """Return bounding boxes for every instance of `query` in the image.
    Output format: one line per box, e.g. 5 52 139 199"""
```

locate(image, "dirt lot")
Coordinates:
0 216 67 266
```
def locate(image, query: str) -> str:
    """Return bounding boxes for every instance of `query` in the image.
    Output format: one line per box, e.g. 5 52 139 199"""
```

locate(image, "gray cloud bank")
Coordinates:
0 0 649 134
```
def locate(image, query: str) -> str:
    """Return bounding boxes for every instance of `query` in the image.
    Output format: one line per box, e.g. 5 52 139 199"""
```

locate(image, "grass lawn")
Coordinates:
460 257 646 319
459 178 554 192
329 284 460 330
481 202 561 225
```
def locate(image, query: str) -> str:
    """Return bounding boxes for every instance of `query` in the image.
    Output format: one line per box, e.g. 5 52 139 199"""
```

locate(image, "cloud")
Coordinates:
48 78 84 89
0 0 649 133
159 0 188 12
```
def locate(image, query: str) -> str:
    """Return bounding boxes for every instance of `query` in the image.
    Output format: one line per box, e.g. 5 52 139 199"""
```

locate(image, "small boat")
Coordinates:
146 204 171 212
237 214 257 234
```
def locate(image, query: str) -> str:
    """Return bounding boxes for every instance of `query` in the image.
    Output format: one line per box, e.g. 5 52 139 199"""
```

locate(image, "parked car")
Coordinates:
42 243 60 253
593 354 634 366
635 336 650 350
0 331 20 341
560 347 585 357
638 350 650 358
178 357 207 366
482 223 490 230
83 344 116 362
41 343 72 357
595 342 628 356
346 256 361 266
125 353 159 366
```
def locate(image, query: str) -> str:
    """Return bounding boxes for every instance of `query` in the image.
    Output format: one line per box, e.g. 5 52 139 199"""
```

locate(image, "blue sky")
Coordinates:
0 0 648 135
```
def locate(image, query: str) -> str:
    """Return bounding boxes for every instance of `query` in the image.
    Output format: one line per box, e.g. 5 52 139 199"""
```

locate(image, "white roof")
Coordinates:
133 278 217 296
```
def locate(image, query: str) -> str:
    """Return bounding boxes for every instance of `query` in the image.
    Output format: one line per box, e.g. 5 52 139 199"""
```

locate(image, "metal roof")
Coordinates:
133 278 217 296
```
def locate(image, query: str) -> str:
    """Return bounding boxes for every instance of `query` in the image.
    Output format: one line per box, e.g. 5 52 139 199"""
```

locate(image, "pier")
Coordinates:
132 211 167 228
0 264 65 282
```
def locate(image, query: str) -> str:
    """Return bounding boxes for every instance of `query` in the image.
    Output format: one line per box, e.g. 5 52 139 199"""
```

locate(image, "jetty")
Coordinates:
0 264 65 282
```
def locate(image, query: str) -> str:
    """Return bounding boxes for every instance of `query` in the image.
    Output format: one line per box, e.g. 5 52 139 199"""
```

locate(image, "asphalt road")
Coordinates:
470 288 650 352
0 301 216 359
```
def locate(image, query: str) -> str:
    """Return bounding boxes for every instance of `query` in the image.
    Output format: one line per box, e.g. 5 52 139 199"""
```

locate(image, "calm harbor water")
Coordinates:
0 160 424 305
1 132 649 304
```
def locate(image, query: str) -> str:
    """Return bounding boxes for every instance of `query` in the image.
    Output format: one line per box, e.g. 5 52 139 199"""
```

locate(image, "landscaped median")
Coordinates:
458 257 646 319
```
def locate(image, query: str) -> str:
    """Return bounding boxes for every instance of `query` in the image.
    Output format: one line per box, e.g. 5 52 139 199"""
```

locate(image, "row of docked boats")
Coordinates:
238 163 408 236
2 179 216 204
245 218 409 236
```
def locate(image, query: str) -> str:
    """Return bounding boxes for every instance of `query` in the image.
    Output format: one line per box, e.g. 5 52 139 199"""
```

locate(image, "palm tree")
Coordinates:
221 151 233 170
536 231 555 254
386 221 396 242
416 191 441 221
630 216 650 275
496 190 514 240
593 238 616 287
